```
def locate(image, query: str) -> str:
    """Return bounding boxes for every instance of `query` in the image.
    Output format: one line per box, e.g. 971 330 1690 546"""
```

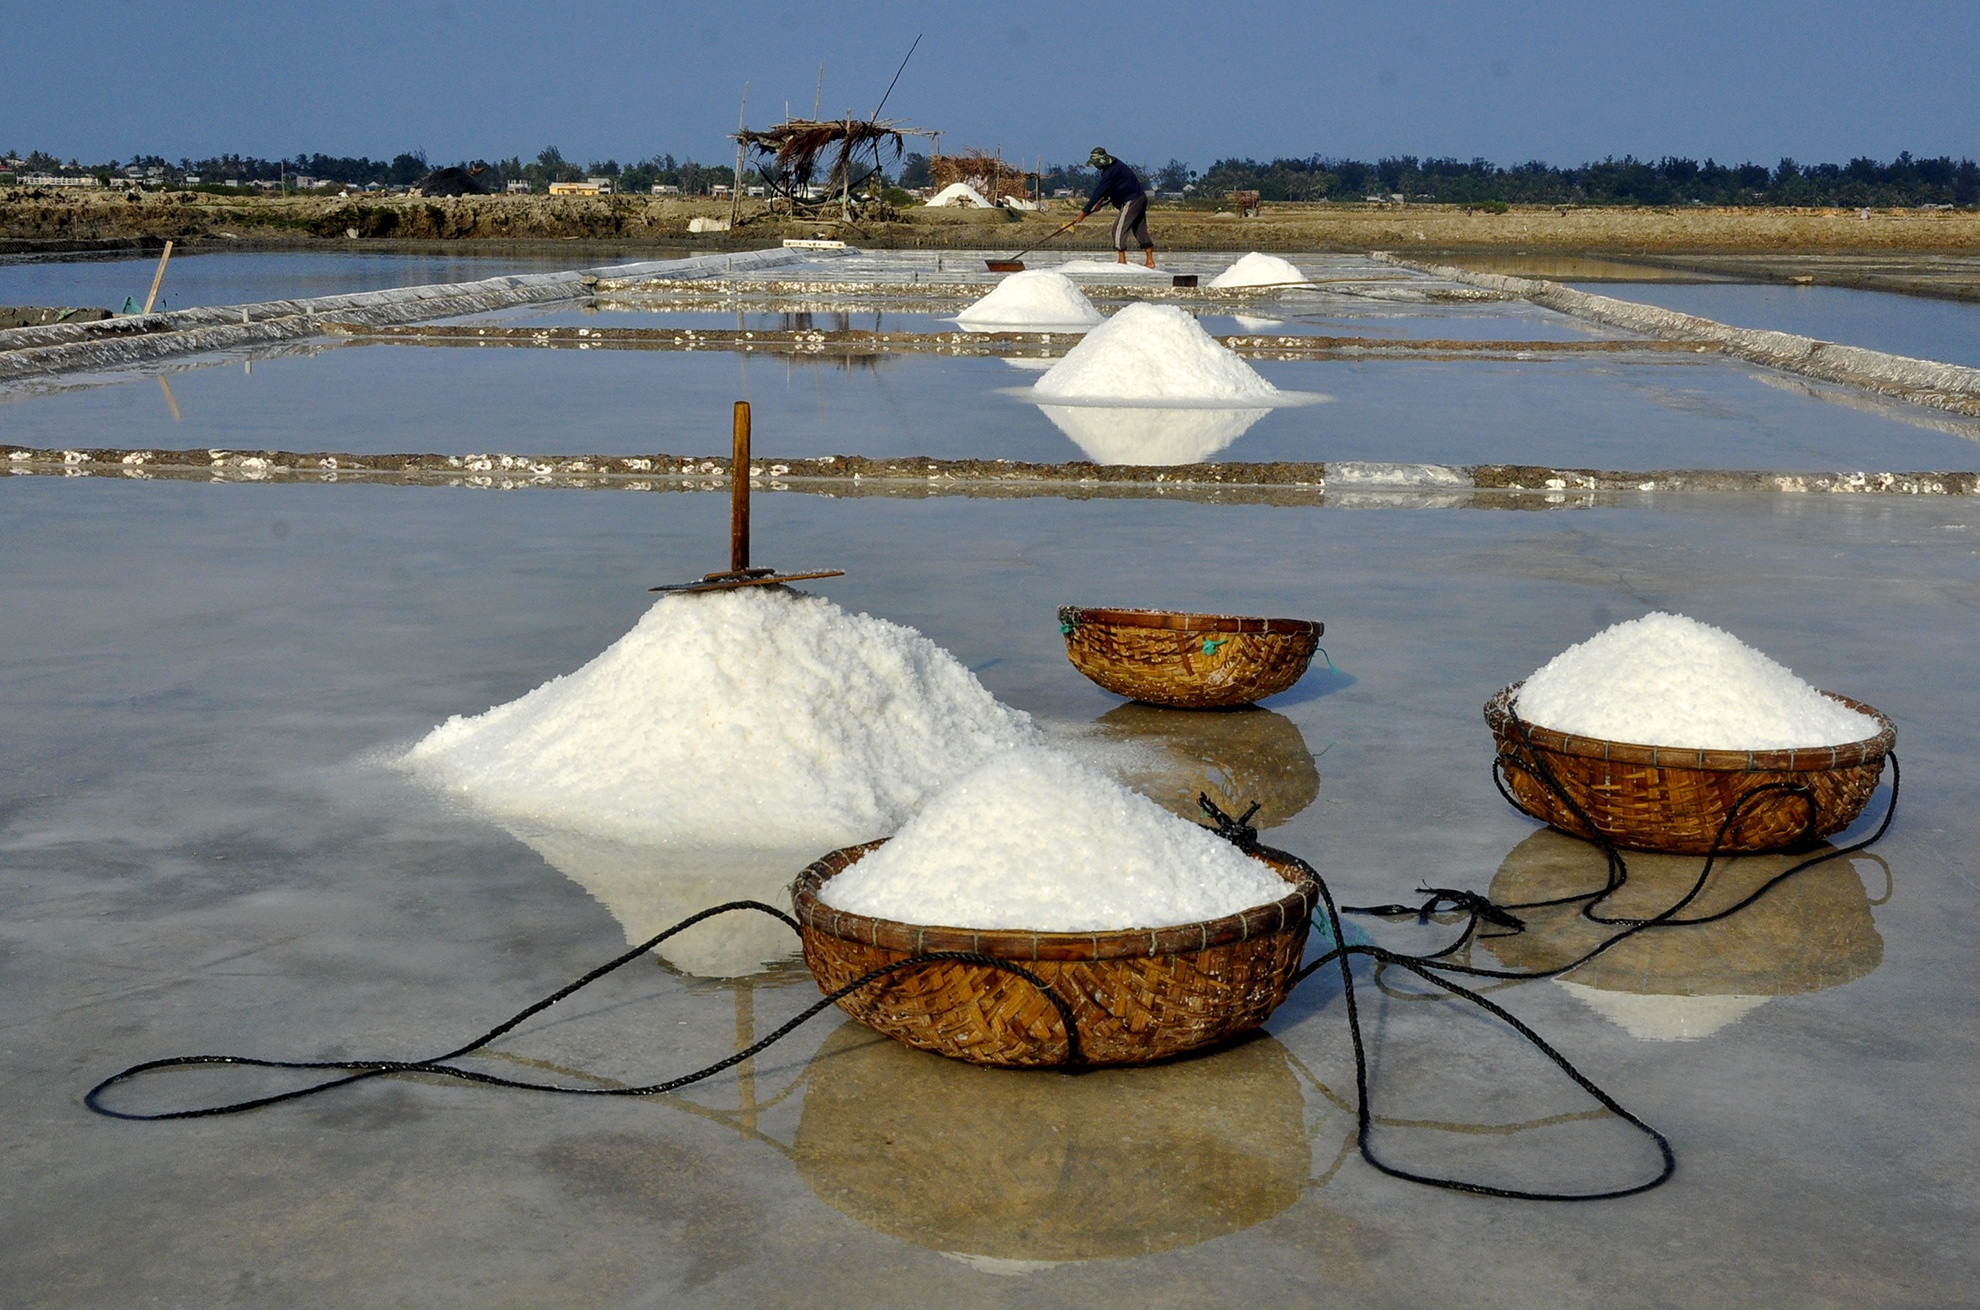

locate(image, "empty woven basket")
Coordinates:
792 840 1318 1068
1486 683 1895 855
1059 606 1322 709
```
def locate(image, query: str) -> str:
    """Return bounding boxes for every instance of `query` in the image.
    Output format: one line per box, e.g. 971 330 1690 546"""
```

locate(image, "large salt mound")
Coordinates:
1515 612 1879 751
1032 303 1280 405
818 747 1290 931
1209 252 1308 289
1038 403 1269 465
956 270 1103 331
403 588 1037 847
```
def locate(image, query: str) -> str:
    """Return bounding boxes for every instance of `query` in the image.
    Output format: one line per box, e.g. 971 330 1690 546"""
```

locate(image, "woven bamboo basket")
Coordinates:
792 840 1319 1068
1486 683 1895 855
1059 607 1323 709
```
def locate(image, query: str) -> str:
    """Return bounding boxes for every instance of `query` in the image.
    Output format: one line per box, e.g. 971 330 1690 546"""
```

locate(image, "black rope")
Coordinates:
87 902 1081 1121
88 742 1898 1204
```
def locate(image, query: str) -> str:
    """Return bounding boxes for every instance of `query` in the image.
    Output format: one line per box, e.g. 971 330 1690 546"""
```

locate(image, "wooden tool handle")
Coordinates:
731 401 750 573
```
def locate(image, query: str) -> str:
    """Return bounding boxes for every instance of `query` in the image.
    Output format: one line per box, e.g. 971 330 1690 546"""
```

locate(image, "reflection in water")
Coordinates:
1232 314 1286 333
509 825 809 978
1037 403 1271 465
1094 703 1319 829
794 1026 1306 1263
1483 829 1884 1041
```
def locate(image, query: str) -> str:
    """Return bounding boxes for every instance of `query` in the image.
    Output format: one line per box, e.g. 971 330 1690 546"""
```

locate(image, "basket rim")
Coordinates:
792 838 1319 961
1059 606 1321 638
1485 681 1896 772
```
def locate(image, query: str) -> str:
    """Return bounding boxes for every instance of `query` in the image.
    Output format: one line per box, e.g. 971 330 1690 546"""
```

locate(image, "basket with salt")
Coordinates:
1059 606 1323 709
1488 614 1895 855
792 748 1318 1067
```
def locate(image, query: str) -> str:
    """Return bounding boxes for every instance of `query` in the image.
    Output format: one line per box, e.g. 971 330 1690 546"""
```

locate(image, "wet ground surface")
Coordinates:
3 477 1978 1306
0 250 588 314
1573 282 1980 370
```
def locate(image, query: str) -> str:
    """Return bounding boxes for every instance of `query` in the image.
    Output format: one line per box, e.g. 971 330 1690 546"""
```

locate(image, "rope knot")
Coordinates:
1414 886 1525 931
1198 794 1262 852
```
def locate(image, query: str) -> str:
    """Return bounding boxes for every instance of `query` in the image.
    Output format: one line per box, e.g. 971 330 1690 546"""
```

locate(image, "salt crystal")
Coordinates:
1033 303 1280 405
1515 612 1879 750
818 747 1291 931
403 588 1036 847
956 270 1103 331
1208 252 1309 289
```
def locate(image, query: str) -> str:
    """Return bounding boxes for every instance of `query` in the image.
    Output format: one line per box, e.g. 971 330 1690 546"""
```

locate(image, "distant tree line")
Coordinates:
11 144 1979 207
1193 153 1980 207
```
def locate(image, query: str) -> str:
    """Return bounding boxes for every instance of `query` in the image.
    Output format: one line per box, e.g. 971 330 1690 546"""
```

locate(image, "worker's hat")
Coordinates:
1088 147 1113 167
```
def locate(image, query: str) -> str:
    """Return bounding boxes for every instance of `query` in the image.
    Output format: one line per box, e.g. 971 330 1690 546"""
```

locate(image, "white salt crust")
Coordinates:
956 270 1103 330
402 588 1036 847
1208 252 1309 289
1032 302 1281 405
817 747 1291 931
1515 612 1879 751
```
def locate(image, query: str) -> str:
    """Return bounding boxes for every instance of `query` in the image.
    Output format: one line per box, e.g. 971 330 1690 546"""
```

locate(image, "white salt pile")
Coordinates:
955 270 1103 331
1515 612 1879 751
817 747 1290 931
1209 252 1309 289
403 588 1037 848
1032 303 1280 405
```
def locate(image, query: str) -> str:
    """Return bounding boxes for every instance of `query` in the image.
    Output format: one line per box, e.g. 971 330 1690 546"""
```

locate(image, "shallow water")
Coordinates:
0 249 588 312
3 476 1976 1304
8 335 1978 470
1572 281 1980 370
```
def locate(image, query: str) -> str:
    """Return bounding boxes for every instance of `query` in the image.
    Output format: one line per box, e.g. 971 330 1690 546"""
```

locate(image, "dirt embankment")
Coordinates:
5 190 1980 257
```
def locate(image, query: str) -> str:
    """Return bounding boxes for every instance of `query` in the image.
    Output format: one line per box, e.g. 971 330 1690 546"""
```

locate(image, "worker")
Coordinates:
1081 147 1154 268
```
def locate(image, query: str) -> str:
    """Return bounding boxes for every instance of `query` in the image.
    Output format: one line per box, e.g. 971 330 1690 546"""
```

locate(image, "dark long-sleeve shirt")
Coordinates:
1082 160 1145 215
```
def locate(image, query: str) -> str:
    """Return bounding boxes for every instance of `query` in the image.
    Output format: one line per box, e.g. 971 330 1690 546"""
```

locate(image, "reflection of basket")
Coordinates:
1096 702 1319 828
792 840 1317 1068
1486 684 1895 855
793 1025 1306 1262
1060 607 1322 709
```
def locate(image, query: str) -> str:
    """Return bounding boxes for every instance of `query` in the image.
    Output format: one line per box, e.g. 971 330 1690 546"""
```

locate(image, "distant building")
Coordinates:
746 185 766 197
21 173 102 188
650 184 681 195
505 180 531 194
585 176 615 194
548 180 605 196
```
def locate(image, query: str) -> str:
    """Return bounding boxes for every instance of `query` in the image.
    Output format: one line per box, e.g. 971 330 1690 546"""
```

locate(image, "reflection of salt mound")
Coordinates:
1038 403 1268 465
794 1025 1307 1263
1033 303 1279 405
402 588 1036 848
512 826 805 977
1231 314 1284 333
956 271 1102 331
999 356 1057 371
1051 259 1169 278
1517 612 1879 750
1554 983 1769 1042
1485 829 1883 1042
1209 252 1308 288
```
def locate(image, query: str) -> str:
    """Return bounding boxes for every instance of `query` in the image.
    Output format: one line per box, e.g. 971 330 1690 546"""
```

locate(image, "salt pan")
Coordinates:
1032 303 1280 405
817 747 1291 931
403 588 1036 847
956 271 1103 331
1515 612 1878 751
1051 259 1170 278
1209 253 1309 289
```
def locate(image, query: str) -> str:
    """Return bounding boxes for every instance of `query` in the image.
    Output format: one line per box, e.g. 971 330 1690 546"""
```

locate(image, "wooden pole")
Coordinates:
142 240 173 315
730 401 750 572
729 82 749 229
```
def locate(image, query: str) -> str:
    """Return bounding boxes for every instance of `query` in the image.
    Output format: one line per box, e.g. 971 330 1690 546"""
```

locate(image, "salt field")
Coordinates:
5 246 1980 1304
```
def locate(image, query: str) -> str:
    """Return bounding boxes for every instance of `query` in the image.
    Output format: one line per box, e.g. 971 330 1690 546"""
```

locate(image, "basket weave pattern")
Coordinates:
794 841 1318 1068
1486 684 1895 855
1059 607 1322 709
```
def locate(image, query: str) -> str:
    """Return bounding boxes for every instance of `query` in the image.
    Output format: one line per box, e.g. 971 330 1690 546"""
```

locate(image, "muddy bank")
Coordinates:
6 444 1972 504
5 192 1980 257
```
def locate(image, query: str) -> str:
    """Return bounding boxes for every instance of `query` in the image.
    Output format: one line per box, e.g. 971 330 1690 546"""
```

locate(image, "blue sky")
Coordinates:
7 0 1977 169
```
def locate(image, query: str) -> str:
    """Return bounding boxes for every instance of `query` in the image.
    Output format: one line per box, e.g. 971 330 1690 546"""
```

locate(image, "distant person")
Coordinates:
1081 148 1154 268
